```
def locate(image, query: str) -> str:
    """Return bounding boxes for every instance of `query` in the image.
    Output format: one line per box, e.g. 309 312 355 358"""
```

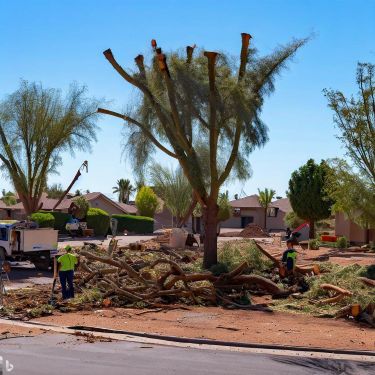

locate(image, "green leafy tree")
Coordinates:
324 63 375 234
135 186 159 217
45 183 65 199
326 159 375 228
324 63 375 184
1 190 16 206
150 164 192 226
112 178 135 204
98 33 307 267
258 188 276 229
284 211 304 229
287 159 332 238
0 81 98 215
217 191 232 223
73 196 90 220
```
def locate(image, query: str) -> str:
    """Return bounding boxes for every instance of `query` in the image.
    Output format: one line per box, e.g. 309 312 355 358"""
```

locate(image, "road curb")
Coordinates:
1 318 374 362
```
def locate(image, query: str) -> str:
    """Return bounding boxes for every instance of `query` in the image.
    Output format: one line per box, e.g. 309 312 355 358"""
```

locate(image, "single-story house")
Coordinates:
221 195 292 231
335 211 375 244
0 192 138 220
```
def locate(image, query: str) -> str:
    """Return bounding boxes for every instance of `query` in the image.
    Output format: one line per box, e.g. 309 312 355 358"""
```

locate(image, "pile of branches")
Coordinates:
78 248 287 310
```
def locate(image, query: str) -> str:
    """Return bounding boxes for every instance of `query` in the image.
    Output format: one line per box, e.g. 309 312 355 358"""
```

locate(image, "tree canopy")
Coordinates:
99 33 307 267
45 183 65 199
0 81 99 215
135 186 159 218
287 159 332 238
113 178 135 204
324 63 375 230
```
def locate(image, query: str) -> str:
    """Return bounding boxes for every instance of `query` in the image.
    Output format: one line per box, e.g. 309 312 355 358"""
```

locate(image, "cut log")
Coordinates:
358 277 375 287
320 284 353 296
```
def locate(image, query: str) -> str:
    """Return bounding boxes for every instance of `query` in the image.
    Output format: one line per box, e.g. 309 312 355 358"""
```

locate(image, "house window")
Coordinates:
233 208 241 217
267 207 279 217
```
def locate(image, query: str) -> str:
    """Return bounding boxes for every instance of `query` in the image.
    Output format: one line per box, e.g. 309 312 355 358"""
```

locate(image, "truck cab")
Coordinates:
0 220 58 270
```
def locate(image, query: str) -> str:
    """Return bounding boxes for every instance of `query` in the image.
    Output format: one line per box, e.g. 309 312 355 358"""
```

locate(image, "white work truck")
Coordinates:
0 221 58 270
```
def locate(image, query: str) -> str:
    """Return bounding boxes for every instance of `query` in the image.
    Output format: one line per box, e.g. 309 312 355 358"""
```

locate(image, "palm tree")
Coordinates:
258 188 276 230
149 164 192 226
113 179 135 204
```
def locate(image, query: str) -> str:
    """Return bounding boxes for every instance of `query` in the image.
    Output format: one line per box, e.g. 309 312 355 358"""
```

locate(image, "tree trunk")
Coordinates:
264 207 267 230
309 220 315 239
203 199 219 269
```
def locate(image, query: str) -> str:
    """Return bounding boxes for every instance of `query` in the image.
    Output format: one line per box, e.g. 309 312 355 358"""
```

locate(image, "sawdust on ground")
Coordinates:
32 304 375 351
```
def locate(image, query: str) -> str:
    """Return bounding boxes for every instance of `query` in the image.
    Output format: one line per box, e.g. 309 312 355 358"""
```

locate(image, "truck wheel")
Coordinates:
32 252 51 271
0 247 6 261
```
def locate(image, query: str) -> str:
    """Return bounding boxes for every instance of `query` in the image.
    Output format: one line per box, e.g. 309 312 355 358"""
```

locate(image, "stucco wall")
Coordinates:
88 197 124 215
335 211 375 243
266 210 287 232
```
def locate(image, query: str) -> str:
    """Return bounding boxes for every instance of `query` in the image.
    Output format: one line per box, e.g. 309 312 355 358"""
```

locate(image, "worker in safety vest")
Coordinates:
57 245 79 299
281 239 297 275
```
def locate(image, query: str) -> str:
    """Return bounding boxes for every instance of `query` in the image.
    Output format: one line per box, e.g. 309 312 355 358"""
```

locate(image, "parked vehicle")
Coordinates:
0 220 58 270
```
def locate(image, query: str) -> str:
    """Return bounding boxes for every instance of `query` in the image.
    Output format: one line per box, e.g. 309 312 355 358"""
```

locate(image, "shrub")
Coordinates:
86 208 110 236
39 211 71 232
284 211 304 229
30 212 55 228
336 236 348 249
308 239 320 250
135 186 159 217
112 214 154 234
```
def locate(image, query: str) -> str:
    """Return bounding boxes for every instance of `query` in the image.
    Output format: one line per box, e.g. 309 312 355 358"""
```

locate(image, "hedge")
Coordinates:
111 214 154 234
39 211 71 232
86 208 110 236
31 212 55 228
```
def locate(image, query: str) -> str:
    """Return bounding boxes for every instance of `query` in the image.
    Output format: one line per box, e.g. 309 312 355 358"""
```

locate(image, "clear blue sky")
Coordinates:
1 0 374 201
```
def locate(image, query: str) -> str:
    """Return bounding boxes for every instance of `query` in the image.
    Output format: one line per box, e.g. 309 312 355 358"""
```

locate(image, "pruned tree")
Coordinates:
258 188 276 230
287 159 333 238
98 33 307 267
0 81 99 215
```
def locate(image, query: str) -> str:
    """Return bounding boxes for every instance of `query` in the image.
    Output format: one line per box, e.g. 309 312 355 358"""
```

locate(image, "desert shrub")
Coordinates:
135 186 159 217
336 236 348 249
112 214 154 234
308 239 320 250
86 208 110 236
39 210 71 232
30 212 55 228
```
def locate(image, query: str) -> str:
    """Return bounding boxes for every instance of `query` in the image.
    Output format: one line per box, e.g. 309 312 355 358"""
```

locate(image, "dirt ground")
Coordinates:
1 240 373 351
0 322 48 338
31 305 375 352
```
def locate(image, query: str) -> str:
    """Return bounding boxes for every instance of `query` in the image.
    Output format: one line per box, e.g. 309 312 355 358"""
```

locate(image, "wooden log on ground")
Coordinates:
320 284 353 296
358 277 375 287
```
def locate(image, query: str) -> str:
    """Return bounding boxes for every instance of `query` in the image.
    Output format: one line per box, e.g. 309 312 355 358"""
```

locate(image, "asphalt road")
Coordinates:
0 334 374 375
